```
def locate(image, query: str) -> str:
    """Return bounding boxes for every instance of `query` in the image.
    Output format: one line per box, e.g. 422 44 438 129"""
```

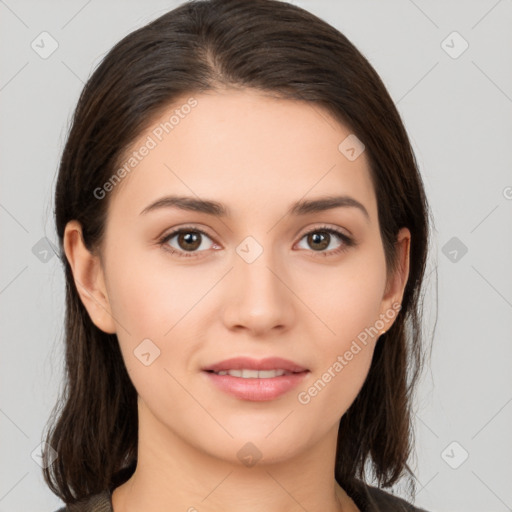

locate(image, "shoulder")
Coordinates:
345 478 430 512
52 490 112 512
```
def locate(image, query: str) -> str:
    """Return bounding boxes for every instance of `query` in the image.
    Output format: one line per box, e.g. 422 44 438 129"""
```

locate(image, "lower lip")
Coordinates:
202 371 309 401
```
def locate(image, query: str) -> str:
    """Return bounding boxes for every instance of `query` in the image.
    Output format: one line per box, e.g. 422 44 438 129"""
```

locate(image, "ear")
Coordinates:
63 220 117 334
379 227 411 330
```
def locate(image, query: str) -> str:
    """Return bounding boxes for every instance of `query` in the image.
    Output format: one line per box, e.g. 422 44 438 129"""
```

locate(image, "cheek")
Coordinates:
105 248 201 338
295 284 383 424
102 252 190 387
302 242 387 342
103 247 224 391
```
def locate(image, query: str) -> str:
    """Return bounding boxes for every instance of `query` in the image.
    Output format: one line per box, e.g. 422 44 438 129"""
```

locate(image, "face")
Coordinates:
66 88 409 467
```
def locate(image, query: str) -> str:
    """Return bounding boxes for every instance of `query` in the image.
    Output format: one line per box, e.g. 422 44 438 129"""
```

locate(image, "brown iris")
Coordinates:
308 231 330 251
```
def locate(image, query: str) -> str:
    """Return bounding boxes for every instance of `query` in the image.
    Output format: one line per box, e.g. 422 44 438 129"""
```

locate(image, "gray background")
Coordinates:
1 1 511 511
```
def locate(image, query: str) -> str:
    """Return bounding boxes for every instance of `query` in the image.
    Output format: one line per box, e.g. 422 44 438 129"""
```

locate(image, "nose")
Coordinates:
221 243 296 336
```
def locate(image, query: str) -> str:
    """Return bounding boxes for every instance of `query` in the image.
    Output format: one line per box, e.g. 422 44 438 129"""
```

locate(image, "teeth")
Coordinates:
215 369 290 378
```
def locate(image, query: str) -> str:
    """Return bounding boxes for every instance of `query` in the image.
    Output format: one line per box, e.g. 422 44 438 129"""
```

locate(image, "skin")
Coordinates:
64 88 410 512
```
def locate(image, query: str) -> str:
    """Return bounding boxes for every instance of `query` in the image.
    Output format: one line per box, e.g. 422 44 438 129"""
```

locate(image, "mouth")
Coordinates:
201 357 310 401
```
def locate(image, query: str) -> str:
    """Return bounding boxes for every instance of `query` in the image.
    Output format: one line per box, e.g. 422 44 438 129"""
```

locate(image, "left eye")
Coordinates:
296 227 353 256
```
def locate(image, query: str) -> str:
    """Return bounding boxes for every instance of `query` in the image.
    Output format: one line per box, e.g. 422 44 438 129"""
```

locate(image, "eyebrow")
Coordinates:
140 194 370 222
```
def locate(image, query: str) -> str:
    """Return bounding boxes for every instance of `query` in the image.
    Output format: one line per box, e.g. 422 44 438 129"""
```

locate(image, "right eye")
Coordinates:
159 227 219 258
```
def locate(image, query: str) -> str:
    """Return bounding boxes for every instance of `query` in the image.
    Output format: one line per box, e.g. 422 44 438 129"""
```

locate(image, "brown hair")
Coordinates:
43 0 432 503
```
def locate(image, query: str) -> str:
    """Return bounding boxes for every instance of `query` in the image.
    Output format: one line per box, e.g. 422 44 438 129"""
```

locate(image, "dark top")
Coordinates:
54 478 429 511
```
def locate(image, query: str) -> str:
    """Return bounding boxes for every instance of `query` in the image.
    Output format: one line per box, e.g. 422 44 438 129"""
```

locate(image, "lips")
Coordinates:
202 356 308 374
201 356 310 401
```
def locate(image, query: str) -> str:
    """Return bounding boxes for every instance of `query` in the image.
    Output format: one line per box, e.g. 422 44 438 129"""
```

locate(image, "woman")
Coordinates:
44 0 432 510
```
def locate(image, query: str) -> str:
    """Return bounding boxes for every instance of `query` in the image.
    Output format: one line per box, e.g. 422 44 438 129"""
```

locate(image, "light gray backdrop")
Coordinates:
1 1 511 511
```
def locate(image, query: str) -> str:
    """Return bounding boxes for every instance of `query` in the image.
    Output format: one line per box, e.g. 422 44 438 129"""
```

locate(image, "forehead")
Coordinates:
106 88 377 223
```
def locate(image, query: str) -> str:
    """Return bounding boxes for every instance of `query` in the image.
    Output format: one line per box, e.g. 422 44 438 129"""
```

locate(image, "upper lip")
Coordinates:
202 357 308 373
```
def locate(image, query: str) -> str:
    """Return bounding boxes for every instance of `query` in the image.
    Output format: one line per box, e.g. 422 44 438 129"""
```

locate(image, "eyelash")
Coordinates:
158 224 355 259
